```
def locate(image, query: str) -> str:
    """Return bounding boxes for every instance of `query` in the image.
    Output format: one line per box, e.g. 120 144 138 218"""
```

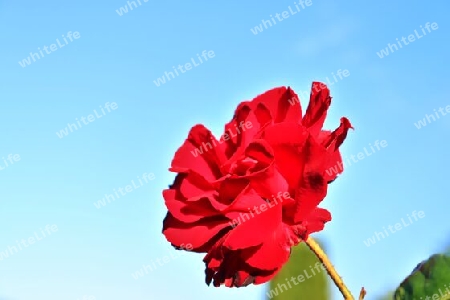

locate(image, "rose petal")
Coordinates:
249 87 302 124
303 207 332 234
171 125 224 181
293 172 328 222
302 82 332 136
322 117 353 151
162 213 230 252
223 197 282 250
245 224 292 270
163 189 220 223
260 123 309 190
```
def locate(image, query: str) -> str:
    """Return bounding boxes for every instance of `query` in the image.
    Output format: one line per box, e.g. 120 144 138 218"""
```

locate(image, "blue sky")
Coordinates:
0 0 449 299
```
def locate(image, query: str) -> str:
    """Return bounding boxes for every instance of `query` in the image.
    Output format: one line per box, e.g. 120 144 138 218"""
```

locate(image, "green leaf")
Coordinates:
394 253 450 300
377 291 394 300
267 239 330 300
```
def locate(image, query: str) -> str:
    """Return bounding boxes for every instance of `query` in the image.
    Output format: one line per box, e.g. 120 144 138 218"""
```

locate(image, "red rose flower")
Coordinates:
162 82 352 287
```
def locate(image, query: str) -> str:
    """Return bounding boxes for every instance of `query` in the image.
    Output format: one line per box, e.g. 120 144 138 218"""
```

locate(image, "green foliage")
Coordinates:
378 291 394 300
394 253 450 300
267 239 330 300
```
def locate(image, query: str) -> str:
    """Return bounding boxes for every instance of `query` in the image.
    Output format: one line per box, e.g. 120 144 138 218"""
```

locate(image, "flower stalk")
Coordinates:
305 236 365 300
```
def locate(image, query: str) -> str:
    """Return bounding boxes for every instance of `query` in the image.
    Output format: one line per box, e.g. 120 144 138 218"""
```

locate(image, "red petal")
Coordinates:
260 123 309 190
223 197 282 250
204 237 276 287
317 131 344 182
221 109 261 165
224 186 263 216
293 172 328 222
163 189 219 223
303 207 332 234
170 171 215 200
322 117 353 151
245 224 292 270
254 102 273 128
302 82 332 136
253 268 280 284
248 164 289 203
323 151 344 182
274 87 302 124
216 177 250 206
245 139 274 167
171 125 224 181
249 87 302 124
162 213 229 252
